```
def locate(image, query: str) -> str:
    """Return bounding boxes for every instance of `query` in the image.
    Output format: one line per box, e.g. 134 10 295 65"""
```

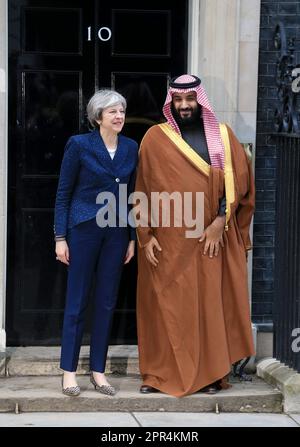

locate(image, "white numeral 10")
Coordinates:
87 26 112 42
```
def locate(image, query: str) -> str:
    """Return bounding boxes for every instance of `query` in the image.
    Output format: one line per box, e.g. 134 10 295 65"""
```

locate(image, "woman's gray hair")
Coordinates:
87 89 127 128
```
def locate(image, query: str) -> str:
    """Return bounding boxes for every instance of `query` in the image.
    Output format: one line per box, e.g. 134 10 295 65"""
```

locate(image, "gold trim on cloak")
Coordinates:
219 123 235 230
158 122 235 230
158 123 210 176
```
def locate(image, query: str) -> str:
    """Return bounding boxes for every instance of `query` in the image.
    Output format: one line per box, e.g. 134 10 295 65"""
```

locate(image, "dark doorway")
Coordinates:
7 0 188 345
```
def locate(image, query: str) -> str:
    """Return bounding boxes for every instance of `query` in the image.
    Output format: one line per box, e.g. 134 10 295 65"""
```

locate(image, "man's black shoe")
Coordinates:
140 385 159 394
198 385 219 394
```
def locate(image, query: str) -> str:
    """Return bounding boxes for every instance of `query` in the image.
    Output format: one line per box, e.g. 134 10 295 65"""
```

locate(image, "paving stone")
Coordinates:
0 375 282 413
0 412 138 427
133 412 299 427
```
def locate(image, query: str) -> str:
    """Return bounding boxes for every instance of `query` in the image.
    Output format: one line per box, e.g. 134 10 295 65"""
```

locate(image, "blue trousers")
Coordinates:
60 219 129 373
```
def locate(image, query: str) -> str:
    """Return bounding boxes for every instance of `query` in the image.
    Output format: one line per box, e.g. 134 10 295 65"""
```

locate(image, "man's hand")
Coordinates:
144 236 162 267
199 215 225 258
55 240 70 265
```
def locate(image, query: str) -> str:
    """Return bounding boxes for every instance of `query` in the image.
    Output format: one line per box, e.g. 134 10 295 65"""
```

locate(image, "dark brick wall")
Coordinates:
252 0 300 327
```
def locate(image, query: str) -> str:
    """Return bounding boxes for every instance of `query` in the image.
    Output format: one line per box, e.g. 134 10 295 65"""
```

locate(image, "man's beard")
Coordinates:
171 103 201 127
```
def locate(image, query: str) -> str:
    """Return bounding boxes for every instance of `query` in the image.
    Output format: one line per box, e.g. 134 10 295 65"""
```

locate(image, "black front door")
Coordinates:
7 0 188 345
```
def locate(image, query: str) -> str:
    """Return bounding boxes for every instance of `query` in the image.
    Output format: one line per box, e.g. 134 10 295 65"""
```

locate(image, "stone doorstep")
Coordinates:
1 345 257 377
0 375 282 413
257 358 300 414
1 346 140 377
0 348 283 413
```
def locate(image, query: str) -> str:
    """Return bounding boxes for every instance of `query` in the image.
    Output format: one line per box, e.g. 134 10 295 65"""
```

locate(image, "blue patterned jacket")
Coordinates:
54 129 138 240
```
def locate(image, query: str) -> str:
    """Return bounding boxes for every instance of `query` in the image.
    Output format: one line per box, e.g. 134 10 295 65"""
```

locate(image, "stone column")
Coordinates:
236 0 261 300
0 0 7 350
189 0 261 140
197 0 241 124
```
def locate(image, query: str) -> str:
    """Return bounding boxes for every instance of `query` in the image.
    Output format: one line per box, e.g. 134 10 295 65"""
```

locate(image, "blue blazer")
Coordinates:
54 129 138 240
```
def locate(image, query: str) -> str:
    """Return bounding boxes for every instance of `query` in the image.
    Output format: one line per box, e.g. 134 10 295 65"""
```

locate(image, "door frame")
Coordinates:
0 0 8 350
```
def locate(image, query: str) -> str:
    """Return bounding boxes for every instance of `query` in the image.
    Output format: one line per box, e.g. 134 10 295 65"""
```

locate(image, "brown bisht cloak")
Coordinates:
135 123 255 397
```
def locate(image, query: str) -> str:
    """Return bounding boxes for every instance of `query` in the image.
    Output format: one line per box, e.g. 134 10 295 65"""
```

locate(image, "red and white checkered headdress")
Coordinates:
163 74 225 169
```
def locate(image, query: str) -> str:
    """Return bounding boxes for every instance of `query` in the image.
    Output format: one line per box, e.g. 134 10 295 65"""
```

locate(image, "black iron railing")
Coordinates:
272 22 300 373
273 134 300 373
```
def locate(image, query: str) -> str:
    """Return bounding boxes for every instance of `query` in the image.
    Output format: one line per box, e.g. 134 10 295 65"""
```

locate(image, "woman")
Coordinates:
54 90 138 396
